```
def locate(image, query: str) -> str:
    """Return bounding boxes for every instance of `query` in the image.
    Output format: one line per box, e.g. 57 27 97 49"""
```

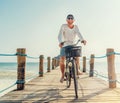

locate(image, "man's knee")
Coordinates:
76 57 80 64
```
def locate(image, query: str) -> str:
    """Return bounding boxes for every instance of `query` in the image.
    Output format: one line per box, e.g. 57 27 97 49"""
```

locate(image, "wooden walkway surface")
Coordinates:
0 67 120 103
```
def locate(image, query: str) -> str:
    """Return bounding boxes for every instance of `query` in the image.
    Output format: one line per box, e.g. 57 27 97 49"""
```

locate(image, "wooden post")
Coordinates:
52 58 55 70
83 56 86 72
56 59 58 67
107 48 116 88
58 59 60 66
39 55 44 77
54 58 56 68
56 59 57 67
89 54 94 77
47 57 51 72
17 48 26 90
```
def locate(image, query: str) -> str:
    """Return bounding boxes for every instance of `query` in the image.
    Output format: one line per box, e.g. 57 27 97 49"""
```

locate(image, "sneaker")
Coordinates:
77 70 83 75
60 77 64 83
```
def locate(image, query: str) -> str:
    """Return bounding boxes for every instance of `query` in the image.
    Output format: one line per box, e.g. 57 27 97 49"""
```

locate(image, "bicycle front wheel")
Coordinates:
65 66 71 88
72 59 78 98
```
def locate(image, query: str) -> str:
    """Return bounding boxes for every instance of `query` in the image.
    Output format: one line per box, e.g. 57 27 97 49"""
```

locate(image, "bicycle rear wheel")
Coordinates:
65 65 71 88
72 59 78 98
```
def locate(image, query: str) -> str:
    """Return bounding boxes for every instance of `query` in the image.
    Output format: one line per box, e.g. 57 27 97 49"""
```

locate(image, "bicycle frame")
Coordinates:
63 39 81 98
65 55 78 98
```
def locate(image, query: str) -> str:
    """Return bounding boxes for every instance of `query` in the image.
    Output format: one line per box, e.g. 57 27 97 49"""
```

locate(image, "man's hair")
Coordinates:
66 14 74 19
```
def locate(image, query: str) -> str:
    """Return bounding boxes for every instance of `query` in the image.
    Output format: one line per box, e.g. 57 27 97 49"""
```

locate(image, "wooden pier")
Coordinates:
0 67 120 103
0 48 120 103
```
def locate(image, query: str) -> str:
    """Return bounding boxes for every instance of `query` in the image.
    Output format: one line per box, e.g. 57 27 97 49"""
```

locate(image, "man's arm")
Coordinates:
58 25 64 48
76 25 87 45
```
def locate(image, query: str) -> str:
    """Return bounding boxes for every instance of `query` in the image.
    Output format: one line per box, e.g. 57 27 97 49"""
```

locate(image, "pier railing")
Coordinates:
0 48 59 93
82 48 120 88
0 48 120 94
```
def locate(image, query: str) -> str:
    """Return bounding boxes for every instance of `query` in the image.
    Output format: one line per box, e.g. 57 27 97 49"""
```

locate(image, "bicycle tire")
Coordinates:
65 65 71 88
72 59 78 98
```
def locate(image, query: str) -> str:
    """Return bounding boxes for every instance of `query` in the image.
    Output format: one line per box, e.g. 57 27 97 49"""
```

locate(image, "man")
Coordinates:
58 14 86 83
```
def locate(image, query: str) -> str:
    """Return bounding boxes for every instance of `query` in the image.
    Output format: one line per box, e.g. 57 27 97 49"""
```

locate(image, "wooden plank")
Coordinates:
0 68 120 103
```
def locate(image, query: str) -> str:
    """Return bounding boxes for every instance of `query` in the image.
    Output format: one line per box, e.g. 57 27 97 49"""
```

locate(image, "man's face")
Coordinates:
66 18 74 25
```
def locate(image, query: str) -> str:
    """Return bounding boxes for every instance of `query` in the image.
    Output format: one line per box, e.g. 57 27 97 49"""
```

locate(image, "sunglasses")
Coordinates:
67 17 74 20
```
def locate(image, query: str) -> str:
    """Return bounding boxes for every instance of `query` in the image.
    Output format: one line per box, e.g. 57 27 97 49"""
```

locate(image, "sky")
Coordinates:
1 0 120 62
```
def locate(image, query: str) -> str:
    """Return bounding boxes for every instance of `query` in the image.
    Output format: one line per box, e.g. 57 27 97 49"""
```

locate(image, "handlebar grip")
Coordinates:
81 40 84 43
61 42 64 45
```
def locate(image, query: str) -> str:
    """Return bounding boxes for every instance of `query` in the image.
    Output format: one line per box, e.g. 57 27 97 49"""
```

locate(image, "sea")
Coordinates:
0 62 48 97
0 61 120 97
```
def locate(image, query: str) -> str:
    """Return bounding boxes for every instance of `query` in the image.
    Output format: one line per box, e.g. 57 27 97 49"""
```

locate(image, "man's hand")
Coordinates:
59 43 63 48
81 40 87 45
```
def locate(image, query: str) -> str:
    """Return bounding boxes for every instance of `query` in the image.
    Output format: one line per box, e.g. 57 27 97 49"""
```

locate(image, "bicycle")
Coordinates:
62 40 82 99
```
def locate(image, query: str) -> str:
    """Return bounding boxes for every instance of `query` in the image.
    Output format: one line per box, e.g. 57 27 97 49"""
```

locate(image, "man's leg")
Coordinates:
76 57 82 75
59 56 65 83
